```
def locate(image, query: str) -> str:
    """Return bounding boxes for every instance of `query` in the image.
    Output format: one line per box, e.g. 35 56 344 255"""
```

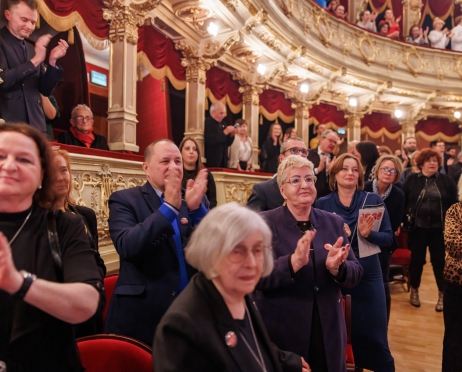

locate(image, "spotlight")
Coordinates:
394 109 403 119
300 83 309 93
348 97 358 107
207 22 218 37
257 64 266 75
455 110 461 119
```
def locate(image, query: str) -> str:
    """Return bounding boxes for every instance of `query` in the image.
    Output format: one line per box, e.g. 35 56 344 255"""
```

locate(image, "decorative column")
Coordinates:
240 84 262 170
401 0 424 38
103 0 160 152
348 0 366 24
293 102 310 146
345 113 363 142
400 119 417 143
175 41 213 162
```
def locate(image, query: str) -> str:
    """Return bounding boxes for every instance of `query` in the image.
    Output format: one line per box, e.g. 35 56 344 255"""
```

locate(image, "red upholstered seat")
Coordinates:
391 248 411 292
102 274 118 323
77 334 152 372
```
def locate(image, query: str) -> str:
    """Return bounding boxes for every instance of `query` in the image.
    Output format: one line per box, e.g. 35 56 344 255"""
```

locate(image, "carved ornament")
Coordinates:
175 40 215 84
220 0 239 12
244 10 268 34
240 0 258 16
312 8 332 47
225 183 255 205
239 84 262 106
454 58 462 80
231 45 262 66
204 32 244 60
403 46 423 77
356 31 376 66
301 62 323 75
173 1 213 25
258 32 283 51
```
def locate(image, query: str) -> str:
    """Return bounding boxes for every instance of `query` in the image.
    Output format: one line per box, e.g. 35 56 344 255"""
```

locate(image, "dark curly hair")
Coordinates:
414 148 442 169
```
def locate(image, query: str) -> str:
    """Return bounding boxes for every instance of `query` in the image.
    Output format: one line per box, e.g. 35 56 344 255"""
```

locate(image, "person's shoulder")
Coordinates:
260 205 283 218
363 190 383 203
253 177 276 190
312 207 342 223
110 184 145 201
364 181 373 191
57 130 72 142
73 204 97 219
391 184 404 197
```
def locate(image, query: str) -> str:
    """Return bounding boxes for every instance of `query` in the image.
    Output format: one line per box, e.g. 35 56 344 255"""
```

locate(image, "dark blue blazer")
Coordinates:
105 182 209 345
257 206 363 372
0 27 62 133
246 176 284 212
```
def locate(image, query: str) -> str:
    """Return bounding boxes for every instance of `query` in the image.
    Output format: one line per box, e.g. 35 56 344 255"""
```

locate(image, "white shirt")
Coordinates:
357 21 377 33
238 139 252 163
451 25 462 51
428 30 450 49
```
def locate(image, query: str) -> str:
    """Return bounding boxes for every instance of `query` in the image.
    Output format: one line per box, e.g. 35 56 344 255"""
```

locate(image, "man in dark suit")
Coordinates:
448 151 462 184
247 136 308 211
105 139 209 345
307 129 338 198
204 101 235 167
398 137 418 169
0 0 67 133
430 139 451 174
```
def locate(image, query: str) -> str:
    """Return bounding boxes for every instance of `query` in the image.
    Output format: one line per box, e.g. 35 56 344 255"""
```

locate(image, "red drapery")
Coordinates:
42 0 108 39
361 112 400 132
421 0 454 21
369 0 403 31
205 67 242 113
137 26 185 83
259 89 294 122
415 117 460 142
309 103 347 128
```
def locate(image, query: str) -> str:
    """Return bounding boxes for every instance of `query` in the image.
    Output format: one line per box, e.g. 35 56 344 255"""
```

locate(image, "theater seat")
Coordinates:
102 274 118 323
390 248 411 292
77 334 152 372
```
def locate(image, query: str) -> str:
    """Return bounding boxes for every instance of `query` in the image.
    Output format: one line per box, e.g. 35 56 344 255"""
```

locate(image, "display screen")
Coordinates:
90 70 107 87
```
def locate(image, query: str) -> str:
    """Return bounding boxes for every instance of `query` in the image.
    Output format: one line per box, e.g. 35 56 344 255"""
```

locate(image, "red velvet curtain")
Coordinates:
415 117 459 137
361 112 400 132
205 67 242 106
43 0 108 38
259 89 294 117
137 26 185 82
309 103 347 127
421 0 454 20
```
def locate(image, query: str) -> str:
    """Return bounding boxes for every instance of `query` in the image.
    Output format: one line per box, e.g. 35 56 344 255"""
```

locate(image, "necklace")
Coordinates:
8 209 32 246
238 305 267 372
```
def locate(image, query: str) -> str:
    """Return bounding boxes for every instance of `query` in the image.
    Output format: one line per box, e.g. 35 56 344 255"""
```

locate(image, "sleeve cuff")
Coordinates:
159 203 179 224
189 204 208 225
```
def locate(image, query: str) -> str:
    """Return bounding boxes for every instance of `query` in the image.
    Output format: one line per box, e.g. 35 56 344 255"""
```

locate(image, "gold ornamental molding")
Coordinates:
220 0 238 12
205 32 244 60
257 32 283 52
402 46 423 77
312 8 332 47
173 1 213 25
103 0 161 44
454 57 462 80
231 45 262 66
225 183 254 204
356 31 376 66
244 10 268 34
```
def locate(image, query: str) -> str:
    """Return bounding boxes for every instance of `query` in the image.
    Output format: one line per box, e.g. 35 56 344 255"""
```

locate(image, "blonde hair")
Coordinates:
433 17 445 27
276 155 315 186
372 155 403 183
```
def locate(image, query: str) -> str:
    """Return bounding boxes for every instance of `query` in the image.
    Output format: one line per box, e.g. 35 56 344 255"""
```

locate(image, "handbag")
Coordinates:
403 187 425 231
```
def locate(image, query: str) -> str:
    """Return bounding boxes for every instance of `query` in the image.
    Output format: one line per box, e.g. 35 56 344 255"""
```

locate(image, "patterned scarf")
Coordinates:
70 127 95 148
372 178 392 200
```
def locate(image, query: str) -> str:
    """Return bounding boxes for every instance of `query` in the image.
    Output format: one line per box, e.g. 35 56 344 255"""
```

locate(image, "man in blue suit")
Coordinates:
0 0 67 132
105 139 209 345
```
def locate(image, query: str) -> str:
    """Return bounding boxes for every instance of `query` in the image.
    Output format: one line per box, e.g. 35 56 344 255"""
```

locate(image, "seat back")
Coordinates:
102 274 118 322
77 334 152 372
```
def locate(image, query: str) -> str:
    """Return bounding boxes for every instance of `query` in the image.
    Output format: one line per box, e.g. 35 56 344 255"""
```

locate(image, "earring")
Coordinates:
38 184 42 190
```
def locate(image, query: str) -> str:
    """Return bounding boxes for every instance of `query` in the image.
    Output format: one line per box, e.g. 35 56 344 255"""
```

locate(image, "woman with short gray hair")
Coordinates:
153 202 310 372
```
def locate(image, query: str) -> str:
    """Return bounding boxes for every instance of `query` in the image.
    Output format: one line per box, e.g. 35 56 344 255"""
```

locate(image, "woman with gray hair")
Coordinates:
153 202 310 372
256 155 362 372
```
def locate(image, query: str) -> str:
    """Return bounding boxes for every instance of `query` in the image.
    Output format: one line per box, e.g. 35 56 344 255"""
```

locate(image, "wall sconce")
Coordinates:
300 83 309 93
394 109 404 119
257 64 266 75
207 22 218 37
348 97 358 107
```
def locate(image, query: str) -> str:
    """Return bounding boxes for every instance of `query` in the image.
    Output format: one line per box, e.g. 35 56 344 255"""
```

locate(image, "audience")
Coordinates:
378 145 392 156
153 203 309 372
428 18 452 49
283 126 297 142
257 155 362 371
356 141 380 181
430 139 450 174
402 148 458 311
58 104 109 150
42 94 60 140
357 10 377 32
382 9 401 39
204 102 235 168
334 5 347 20
0 123 102 371
451 15 462 51
378 22 392 38
405 25 429 46
179 136 217 209
364 155 404 323
399 136 418 169
448 151 462 184
442 176 462 372
326 0 338 14
394 148 402 157
247 136 308 211
261 122 283 173
315 153 395 371
228 118 253 172
104 139 209 345
309 123 326 149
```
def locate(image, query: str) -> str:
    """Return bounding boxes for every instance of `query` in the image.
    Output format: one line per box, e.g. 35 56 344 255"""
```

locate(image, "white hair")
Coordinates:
276 155 315 186
209 101 225 113
71 104 93 119
185 203 274 279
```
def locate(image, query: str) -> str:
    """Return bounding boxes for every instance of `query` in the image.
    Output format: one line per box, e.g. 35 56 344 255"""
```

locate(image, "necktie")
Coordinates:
321 153 329 179
159 194 189 292
20 41 27 63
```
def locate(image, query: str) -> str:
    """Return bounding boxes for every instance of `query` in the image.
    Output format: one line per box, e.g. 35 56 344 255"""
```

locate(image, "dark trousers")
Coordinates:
379 249 392 324
442 281 462 372
407 228 445 291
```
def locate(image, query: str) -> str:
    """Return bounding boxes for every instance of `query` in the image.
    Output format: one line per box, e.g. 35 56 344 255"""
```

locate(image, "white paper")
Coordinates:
357 207 385 258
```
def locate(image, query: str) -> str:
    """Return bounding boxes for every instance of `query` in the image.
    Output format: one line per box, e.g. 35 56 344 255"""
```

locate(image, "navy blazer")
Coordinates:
257 206 363 372
0 27 62 132
307 148 334 198
105 182 209 345
246 176 284 212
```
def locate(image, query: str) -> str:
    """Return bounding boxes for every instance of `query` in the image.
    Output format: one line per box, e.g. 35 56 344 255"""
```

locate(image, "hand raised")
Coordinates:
163 167 182 209
0 233 22 295
291 229 316 273
185 168 208 211
317 155 326 172
327 155 337 173
325 237 349 271
396 15 402 23
358 214 374 238
49 39 69 67
224 126 235 135
32 34 52 66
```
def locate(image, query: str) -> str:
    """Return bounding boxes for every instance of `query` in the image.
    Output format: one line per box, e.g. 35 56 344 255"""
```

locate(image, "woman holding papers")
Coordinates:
364 155 404 323
316 153 395 372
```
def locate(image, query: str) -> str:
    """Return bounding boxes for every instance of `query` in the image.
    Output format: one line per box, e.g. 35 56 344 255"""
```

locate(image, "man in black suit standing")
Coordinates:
247 136 308 211
204 102 235 167
0 0 67 133
430 139 451 174
448 151 462 184
307 129 338 198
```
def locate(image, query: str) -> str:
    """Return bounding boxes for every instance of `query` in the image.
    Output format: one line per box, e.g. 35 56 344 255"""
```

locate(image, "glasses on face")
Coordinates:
283 147 309 157
228 245 269 263
73 116 94 122
380 167 397 175
284 175 317 186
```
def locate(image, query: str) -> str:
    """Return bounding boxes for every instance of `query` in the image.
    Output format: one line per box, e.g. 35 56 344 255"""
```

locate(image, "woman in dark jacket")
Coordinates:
356 141 380 182
402 148 458 311
261 122 283 173
364 155 404 323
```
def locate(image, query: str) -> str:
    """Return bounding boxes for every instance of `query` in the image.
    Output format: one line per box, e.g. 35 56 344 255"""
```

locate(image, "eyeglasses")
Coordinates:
283 147 309 157
380 167 397 174
73 116 94 122
228 245 270 263
284 175 317 186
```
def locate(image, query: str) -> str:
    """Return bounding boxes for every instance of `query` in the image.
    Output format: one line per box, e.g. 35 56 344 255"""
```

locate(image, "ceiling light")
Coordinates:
454 110 461 119
257 64 266 75
207 22 218 37
348 97 358 107
394 109 403 119
300 83 309 93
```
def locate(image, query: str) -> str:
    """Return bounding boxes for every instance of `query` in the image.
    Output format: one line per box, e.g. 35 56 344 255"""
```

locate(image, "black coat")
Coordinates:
261 137 280 173
448 162 462 184
153 272 302 372
307 148 334 198
204 116 234 168
247 177 284 212
0 27 62 132
58 130 109 150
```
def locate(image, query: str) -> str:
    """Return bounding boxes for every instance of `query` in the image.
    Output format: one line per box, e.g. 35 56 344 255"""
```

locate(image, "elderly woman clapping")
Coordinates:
256 155 363 372
153 202 310 372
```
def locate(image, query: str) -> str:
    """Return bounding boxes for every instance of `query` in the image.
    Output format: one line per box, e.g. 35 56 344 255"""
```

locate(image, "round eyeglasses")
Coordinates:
380 167 397 175
283 147 309 157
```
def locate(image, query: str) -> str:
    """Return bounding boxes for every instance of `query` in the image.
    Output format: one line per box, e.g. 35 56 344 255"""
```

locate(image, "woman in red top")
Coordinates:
382 9 401 39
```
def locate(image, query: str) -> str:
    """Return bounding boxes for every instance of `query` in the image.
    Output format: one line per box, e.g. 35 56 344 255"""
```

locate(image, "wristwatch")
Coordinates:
12 270 37 300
